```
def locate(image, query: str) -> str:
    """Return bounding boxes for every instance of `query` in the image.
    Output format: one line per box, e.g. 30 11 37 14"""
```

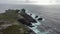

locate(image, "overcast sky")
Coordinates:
0 0 60 4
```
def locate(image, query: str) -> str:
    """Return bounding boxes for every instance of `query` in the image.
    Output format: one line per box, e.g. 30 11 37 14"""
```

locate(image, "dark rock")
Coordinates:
16 9 20 13
18 19 34 27
25 27 36 34
20 14 36 23
20 9 37 23
30 14 32 16
35 16 38 18
28 30 36 34
38 18 43 21
21 9 26 13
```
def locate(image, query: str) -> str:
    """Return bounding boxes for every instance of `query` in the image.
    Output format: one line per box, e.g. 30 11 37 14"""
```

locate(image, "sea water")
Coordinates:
26 10 48 34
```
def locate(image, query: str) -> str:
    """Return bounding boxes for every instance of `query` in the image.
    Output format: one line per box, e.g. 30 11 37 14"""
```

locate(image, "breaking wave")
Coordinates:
26 10 49 34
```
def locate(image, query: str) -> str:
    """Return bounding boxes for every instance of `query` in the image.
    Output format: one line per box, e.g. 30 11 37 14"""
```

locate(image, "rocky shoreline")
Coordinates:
0 9 36 34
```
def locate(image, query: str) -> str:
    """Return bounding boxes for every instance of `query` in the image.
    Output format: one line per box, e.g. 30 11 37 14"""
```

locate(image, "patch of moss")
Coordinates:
1 25 28 34
0 9 18 22
0 9 32 34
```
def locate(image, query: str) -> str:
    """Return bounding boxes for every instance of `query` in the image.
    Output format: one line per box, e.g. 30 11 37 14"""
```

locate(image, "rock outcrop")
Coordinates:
0 9 36 34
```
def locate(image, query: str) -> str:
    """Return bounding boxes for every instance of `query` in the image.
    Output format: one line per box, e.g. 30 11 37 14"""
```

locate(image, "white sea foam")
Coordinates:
26 10 48 34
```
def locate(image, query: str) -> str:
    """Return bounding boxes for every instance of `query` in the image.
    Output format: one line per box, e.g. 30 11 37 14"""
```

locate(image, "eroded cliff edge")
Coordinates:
0 9 36 34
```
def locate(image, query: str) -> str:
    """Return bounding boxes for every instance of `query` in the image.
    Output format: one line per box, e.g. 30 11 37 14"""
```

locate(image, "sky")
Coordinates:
0 0 60 5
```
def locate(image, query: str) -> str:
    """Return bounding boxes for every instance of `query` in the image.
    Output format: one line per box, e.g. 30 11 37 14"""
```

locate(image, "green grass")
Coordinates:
0 10 18 22
1 25 27 34
0 9 30 34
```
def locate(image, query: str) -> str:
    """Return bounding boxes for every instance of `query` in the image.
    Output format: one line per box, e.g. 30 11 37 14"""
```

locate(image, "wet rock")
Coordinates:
38 18 43 21
20 9 37 23
25 28 36 34
30 14 32 16
21 9 26 13
18 19 34 27
35 16 38 18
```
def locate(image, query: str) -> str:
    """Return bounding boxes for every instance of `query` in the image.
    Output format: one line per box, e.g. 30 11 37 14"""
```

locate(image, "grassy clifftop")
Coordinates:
0 9 35 34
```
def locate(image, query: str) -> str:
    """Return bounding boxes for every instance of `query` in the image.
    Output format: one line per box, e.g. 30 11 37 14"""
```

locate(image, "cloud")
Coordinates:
0 0 26 4
0 0 60 4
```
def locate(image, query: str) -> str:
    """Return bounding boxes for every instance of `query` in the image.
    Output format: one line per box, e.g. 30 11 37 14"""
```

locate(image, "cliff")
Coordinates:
0 9 36 34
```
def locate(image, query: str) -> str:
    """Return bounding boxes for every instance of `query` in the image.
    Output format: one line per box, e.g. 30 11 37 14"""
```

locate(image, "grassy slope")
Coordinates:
0 9 29 34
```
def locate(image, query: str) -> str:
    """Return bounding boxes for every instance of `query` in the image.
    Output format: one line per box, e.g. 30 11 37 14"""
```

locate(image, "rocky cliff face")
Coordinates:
0 9 36 34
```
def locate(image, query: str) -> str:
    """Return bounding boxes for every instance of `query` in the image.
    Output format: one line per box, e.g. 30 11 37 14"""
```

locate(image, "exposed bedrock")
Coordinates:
19 9 37 23
18 19 34 27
